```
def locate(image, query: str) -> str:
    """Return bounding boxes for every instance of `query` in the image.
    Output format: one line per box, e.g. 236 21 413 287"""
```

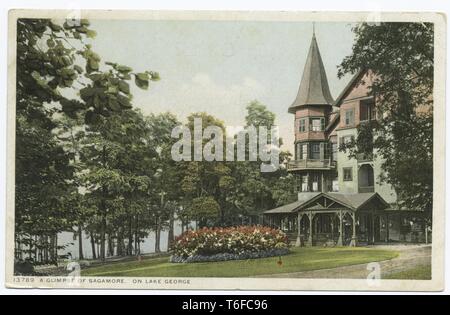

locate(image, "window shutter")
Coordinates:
321 118 325 131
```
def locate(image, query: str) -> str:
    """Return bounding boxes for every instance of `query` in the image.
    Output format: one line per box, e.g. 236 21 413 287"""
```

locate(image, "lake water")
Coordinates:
57 219 194 260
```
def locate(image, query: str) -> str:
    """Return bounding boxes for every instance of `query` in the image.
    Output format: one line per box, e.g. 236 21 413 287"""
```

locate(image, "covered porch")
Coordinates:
263 192 425 247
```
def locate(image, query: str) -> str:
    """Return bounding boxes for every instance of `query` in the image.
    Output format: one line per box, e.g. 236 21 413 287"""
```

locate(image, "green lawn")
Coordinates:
82 247 399 277
384 264 431 280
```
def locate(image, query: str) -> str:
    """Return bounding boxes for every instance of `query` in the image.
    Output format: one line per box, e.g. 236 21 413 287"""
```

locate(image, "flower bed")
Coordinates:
170 226 290 263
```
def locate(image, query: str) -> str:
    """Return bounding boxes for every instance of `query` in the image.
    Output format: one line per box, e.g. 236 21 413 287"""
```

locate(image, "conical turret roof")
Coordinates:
288 34 334 113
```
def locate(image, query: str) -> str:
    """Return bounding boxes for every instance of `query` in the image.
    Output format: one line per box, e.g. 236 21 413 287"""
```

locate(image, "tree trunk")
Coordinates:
34 235 38 261
100 211 106 261
90 231 97 260
108 234 114 257
167 210 174 250
100 145 107 261
17 237 23 260
128 216 133 256
155 217 161 253
116 228 123 256
44 236 48 263
28 235 33 261
135 215 140 256
78 224 84 260
37 236 42 263
53 234 58 266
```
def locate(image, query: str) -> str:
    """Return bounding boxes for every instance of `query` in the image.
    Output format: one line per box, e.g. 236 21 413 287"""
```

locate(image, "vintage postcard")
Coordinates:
5 10 445 291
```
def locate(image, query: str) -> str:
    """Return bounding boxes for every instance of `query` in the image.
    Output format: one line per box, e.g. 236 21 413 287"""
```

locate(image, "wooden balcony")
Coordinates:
287 159 336 171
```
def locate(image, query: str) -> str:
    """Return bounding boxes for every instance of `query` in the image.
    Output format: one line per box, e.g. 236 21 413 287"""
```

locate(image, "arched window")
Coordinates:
358 164 374 192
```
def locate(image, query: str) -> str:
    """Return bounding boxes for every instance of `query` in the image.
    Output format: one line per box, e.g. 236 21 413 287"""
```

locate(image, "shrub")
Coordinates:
171 225 289 260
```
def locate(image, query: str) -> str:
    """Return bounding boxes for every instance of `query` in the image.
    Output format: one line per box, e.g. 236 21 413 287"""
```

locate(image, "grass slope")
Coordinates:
82 247 398 278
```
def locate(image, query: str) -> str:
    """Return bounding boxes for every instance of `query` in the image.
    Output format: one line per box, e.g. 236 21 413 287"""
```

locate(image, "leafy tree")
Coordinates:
15 18 158 265
180 112 231 227
15 116 74 263
185 196 221 224
228 101 294 223
146 112 182 251
80 109 153 260
15 18 94 263
338 22 433 212
245 100 275 129
55 113 87 259
270 173 297 207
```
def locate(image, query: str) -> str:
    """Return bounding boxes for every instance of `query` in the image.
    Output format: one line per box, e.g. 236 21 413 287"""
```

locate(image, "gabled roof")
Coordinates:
288 34 334 113
264 192 390 214
333 69 366 107
305 204 325 210
327 192 389 210
263 192 321 214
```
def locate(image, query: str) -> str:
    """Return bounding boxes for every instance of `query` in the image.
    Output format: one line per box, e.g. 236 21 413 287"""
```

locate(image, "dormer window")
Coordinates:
310 117 325 132
360 99 376 121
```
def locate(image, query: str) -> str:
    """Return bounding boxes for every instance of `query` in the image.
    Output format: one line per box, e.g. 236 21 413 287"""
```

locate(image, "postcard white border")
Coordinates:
5 9 446 291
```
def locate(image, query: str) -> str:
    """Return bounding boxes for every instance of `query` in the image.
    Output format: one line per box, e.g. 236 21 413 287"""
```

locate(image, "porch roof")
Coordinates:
264 192 389 214
327 192 389 210
264 192 320 214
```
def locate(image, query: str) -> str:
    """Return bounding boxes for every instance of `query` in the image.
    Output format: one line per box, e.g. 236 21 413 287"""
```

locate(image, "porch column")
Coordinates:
337 210 343 246
350 212 356 247
295 212 301 247
385 214 390 243
307 212 313 246
371 211 376 244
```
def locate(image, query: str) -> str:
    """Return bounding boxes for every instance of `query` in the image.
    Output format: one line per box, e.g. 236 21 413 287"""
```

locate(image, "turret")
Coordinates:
288 32 336 193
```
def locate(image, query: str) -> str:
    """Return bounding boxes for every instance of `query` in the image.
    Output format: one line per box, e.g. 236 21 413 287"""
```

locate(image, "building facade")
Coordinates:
264 33 430 247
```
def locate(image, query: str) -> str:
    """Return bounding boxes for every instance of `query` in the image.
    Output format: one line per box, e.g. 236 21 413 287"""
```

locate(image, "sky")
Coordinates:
88 20 356 153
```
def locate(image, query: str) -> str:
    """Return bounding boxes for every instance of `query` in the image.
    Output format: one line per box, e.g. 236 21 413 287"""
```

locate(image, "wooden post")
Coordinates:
296 212 302 247
307 212 313 246
337 210 343 246
350 212 356 246
386 214 390 243
331 214 334 240
371 211 376 244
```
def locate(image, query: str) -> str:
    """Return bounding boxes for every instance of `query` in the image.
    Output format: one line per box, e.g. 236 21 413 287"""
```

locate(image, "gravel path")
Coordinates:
255 244 431 279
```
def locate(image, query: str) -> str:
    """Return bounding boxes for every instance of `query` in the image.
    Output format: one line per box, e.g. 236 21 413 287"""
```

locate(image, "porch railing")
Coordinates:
287 159 336 171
